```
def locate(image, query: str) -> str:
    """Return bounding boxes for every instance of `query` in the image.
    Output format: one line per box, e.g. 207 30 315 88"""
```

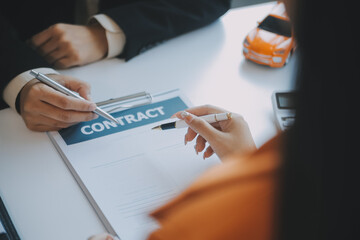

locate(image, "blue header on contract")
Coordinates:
59 97 188 145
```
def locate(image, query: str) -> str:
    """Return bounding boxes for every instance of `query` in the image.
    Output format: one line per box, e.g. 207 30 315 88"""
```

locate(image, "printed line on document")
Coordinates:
155 142 184 152
91 153 144 169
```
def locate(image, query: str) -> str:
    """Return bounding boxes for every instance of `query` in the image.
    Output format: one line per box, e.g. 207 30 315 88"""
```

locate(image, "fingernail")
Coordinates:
93 114 99 119
180 111 189 118
89 103 97 111
84 92 92 100
181 111 193 123
184 137 188 145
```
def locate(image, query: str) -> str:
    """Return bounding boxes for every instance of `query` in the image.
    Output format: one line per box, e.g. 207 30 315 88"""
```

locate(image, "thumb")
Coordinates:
179 111 219 141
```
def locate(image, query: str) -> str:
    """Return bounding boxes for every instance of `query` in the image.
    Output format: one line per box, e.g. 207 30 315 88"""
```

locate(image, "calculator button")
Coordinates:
283 117 295 127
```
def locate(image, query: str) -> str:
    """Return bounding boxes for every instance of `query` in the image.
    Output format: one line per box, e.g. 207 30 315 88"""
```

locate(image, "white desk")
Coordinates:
0 2 296 240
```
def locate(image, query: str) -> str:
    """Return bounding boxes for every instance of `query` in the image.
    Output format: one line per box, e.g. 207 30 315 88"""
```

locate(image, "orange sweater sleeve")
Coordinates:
147 136 282 240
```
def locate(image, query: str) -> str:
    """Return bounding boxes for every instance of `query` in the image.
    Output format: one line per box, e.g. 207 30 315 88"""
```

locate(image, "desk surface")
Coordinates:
0 2 296 240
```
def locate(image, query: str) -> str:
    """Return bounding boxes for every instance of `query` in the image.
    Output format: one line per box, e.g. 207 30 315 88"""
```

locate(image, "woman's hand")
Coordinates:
88 233 118 240
175 105 256 161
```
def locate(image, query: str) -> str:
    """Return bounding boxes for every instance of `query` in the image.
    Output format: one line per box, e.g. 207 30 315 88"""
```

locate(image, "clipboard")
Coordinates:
47 89 221 240
0 196 20 240
96 91 153 113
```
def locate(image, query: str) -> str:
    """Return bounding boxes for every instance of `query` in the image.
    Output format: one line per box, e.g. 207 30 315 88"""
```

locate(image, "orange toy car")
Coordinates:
243 2 295 68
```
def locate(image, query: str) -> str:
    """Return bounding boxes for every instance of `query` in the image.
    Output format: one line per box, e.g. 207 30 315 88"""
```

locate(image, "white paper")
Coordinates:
48 90 221 240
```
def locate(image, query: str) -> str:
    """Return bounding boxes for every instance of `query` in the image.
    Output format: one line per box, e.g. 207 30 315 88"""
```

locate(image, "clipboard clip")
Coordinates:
96 91 153 113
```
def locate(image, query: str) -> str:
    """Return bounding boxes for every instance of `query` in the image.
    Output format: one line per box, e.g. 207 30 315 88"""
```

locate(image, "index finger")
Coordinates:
49 74 92 101
173 105 228 119
39 84 96 112
30 27 53 48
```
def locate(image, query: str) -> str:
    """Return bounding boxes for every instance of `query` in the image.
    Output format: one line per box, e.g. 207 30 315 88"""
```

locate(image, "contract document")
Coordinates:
47 90 221 240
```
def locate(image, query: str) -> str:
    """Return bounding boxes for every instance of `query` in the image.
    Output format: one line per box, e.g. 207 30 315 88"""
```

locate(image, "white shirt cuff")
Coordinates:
91 14 126 58
2 68 59 112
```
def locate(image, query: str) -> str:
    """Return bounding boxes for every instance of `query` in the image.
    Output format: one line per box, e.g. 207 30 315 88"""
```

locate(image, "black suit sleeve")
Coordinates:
0 13 51 110
100 0 231 60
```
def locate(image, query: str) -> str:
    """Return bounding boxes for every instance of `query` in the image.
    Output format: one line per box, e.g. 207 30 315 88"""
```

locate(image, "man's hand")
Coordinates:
30 23 108 69
20 74 98 131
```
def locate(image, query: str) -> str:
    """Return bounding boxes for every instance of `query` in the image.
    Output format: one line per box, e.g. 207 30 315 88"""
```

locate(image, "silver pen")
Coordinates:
29 70 120 125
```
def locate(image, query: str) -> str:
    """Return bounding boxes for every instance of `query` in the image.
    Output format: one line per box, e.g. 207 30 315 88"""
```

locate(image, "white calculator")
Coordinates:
271 91 296 131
